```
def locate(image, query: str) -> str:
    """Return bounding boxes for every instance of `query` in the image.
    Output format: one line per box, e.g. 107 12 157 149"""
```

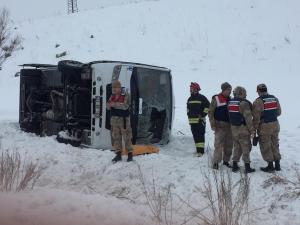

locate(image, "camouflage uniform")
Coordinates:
228 86 255 173
107 93 133 154
231 102 253 163
208 94 233 166
253 85 281 171
111 117 133 153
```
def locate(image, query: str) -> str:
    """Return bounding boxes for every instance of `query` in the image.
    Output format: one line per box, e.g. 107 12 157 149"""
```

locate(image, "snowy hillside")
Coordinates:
1 0 300 129
1 0 161 21
0 0 300 224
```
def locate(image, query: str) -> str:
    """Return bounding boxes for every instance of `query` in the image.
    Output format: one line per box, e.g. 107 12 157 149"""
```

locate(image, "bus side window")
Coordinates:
105 83 112 130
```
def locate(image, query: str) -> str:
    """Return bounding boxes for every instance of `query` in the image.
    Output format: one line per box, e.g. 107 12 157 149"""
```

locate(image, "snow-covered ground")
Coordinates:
0 0 300 224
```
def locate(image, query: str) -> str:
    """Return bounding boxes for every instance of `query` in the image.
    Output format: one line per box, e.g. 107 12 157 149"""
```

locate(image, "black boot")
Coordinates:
232 161 240 172
275 160 281 171
127 152 133 162
196 148 204 157
213 163 219 170
112 152 122 163
223 161 232 168
260 162 275 173
245 163 255 173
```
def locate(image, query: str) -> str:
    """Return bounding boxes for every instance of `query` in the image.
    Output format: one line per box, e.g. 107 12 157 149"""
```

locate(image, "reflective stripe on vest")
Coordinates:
263 98 278 110
228 100 245 126
260 95 278 123
216 95 227 106
110 94 130 118
214 94 230 122
188 100 202 104
110 94 126 103
228 100 240 113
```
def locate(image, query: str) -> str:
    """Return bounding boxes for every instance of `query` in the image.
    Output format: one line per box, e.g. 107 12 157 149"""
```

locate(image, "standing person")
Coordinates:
228 86 255 173
253 84 282 172
187 82 210 157
208 82 233 169
107 80 133 163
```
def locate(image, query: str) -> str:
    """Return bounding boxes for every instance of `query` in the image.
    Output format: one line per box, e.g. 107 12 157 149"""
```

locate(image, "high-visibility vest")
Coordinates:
109 94 130 117
259 94 278 123
228 98 252 126
213 94 230 122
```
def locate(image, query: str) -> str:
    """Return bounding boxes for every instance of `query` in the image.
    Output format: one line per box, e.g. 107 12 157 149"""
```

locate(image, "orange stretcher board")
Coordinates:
121 144 159 156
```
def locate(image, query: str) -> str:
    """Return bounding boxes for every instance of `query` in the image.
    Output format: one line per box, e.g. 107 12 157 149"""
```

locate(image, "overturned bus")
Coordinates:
18 60 174 150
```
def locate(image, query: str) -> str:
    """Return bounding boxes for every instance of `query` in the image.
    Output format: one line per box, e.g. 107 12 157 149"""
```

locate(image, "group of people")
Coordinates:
107 79 282 173
187 82 281 173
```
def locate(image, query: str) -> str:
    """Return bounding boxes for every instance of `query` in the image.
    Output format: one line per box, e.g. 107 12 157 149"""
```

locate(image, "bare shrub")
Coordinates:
262 174 288 189
263 169 300 203
138 165 175 225
137 146 255 225
0 7 22 67
109 186 136 204
186 168 252 225
0 150 44 192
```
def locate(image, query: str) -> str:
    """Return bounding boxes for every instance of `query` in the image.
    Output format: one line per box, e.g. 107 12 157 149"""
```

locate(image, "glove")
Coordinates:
252 136 259 146
252 130 259 146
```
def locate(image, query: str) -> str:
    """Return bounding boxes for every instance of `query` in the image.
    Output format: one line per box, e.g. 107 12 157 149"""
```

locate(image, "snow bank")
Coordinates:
1 120 300 225
0 188 150 225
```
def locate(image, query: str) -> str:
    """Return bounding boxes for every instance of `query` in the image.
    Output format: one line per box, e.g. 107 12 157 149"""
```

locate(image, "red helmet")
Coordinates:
190 82 201 91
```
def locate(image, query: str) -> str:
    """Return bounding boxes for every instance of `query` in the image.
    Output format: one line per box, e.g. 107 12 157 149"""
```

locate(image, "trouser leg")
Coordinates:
121 118 133 153
112 125 122 153
241 136 251 163
213 128 226 164
197 123 205 154
271 131 281 161
259 134 274 162
191 123 205 154
223 128 233 162
232 135 242 162
110 128 114 149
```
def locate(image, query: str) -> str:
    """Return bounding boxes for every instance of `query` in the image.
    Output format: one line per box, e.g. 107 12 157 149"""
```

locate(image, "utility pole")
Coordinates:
68 0 78 14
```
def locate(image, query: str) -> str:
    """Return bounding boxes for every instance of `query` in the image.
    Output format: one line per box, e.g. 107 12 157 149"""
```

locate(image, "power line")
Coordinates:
68 0 78 14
